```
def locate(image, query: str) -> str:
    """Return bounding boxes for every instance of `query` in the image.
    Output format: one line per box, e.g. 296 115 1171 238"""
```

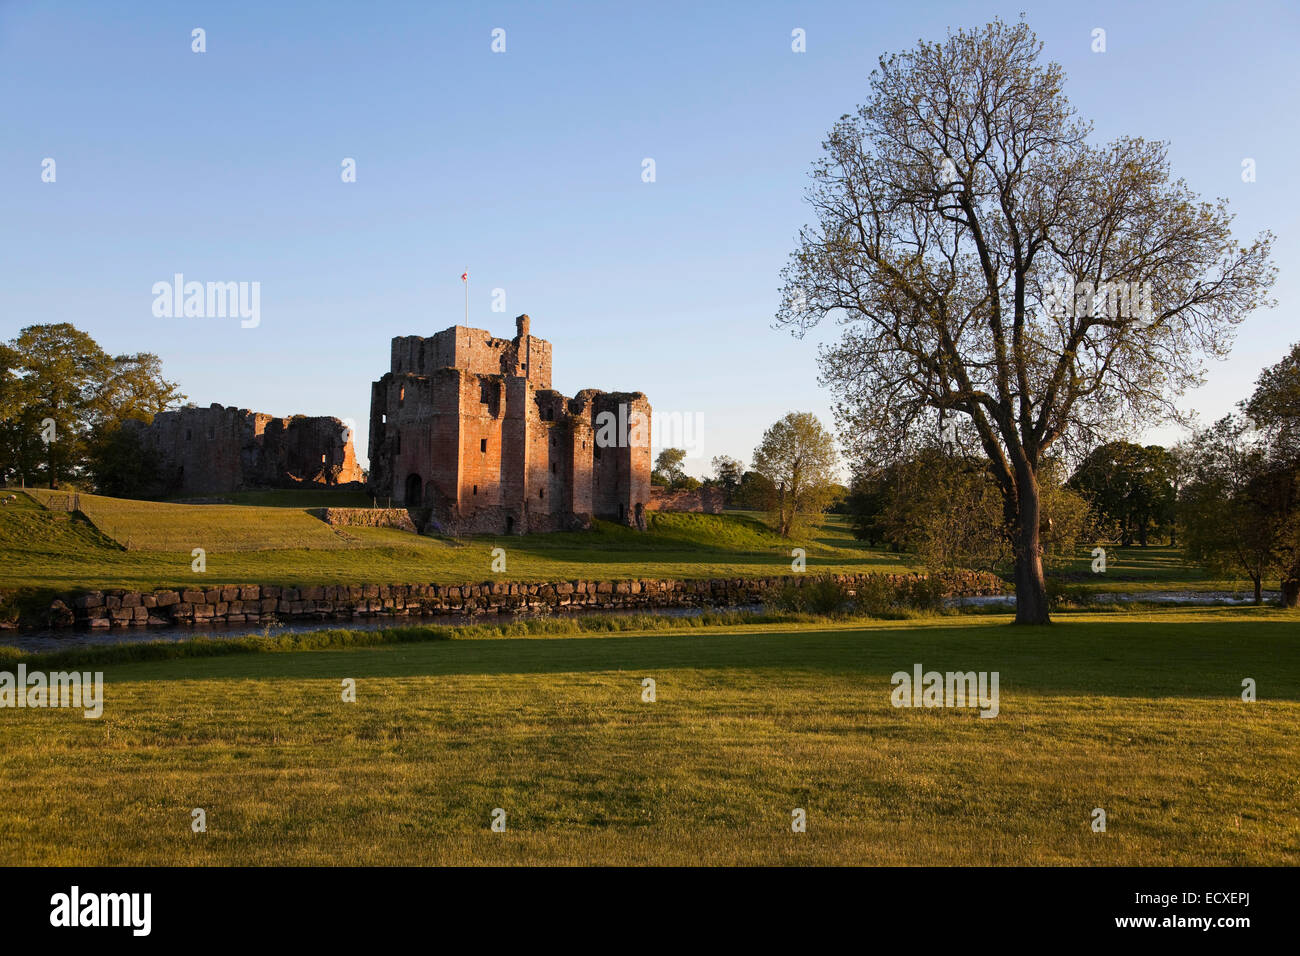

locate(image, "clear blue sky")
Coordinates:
2 0 1297 475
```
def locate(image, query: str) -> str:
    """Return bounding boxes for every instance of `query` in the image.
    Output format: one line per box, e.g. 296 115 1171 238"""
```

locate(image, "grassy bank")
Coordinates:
0 489 1250 598
1 607 1295 865
0 490 907 593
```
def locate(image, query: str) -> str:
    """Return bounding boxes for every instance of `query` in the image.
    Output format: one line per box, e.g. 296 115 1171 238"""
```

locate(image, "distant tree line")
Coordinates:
653 412 846 538
836 340 1300 606
844 450 1089 577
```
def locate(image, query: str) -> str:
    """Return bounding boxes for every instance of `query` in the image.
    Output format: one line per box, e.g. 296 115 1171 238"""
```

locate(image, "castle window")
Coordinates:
381 413 386 424
539 487 545 500
185 429 191 441
321 454 326 464
473 485 477 496
551 462 556 474
399 386 405 408
207 427 214 440
480 438 487 453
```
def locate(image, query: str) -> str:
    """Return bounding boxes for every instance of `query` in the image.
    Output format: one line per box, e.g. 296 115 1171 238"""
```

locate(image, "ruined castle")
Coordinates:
367 315 651 534
127 404 363 498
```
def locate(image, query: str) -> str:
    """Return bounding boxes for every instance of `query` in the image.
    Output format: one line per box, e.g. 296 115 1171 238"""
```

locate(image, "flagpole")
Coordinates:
464 269 468 325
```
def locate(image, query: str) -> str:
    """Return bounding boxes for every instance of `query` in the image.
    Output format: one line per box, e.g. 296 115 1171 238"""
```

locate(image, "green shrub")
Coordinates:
851 574 947 617
1047 577 1097 609
764 577 850 614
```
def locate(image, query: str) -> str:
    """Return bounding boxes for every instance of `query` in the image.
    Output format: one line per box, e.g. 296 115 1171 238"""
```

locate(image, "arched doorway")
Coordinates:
404 473 422 506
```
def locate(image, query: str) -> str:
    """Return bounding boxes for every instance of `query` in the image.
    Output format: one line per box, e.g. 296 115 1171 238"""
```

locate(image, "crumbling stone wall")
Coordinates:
128 403 362 497
368 315 652 534
308 508 417 531
647 486 727 514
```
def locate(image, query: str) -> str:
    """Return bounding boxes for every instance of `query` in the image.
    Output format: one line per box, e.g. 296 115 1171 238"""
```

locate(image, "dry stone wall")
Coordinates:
48 571 1006 629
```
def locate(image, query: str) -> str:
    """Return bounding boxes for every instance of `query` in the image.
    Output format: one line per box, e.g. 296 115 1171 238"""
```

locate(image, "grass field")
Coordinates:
1 489 907 594
0 487 1250 598
1 607 1295 865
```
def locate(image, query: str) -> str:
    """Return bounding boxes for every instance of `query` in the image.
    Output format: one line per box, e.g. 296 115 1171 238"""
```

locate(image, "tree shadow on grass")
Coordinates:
109 614 1300 702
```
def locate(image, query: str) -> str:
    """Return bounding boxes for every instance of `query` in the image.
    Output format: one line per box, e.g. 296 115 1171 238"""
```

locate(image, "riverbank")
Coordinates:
4 569 1006 632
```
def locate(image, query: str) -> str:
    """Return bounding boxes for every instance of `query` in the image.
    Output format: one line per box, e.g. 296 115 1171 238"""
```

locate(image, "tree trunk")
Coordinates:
1010 469 1051 625
1281 574 1299 608
1253 575 1262 606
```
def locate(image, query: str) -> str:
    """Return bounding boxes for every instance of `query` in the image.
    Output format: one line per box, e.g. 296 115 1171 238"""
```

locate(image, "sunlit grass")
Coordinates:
0 490 1255 600
0 492 899 592
1 608 1295 865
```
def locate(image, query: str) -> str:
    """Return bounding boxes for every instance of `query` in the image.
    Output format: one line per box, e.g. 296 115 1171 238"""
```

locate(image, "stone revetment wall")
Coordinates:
307 508 418 531
40 571 1007 629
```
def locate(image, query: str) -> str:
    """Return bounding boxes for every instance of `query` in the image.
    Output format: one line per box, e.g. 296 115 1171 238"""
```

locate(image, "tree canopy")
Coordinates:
751 411 839 537
0 323 183 489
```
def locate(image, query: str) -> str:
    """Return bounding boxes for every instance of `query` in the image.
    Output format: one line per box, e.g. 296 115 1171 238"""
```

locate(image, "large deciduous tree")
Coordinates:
751 411 838 537
1179 415 1290 606
5 324 113 488
1068 441 1176 546
652 447 689 488
1 324 183 490
776 19 1275 623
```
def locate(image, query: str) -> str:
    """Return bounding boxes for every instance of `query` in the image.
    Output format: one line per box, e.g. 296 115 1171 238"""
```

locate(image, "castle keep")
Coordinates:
367 315 651 534
127 404 363 497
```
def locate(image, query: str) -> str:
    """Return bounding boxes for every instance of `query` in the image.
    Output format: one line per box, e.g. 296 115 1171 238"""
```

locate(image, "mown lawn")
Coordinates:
1056 542 1251 594
1 608 1296 865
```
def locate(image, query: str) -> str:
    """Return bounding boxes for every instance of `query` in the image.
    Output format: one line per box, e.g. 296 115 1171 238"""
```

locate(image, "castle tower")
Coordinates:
367 317 650 534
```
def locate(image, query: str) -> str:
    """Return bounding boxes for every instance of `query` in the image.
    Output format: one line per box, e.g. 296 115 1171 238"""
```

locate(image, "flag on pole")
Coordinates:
461 271 468 281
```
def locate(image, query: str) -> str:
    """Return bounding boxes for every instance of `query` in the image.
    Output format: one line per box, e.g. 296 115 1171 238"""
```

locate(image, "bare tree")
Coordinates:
776 19 1276 623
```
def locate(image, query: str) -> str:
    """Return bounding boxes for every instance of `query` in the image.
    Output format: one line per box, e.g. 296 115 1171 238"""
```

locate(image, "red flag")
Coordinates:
461 271 468 281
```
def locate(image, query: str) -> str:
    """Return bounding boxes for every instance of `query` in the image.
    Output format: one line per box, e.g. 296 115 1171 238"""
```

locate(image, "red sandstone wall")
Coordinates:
368 318 648 534
647 486 727 514
139 404 360 497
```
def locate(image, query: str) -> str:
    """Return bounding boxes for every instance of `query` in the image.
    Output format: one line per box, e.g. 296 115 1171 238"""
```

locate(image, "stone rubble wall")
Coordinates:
47 570 1007 629
646 486 727 514
308 508 418 532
